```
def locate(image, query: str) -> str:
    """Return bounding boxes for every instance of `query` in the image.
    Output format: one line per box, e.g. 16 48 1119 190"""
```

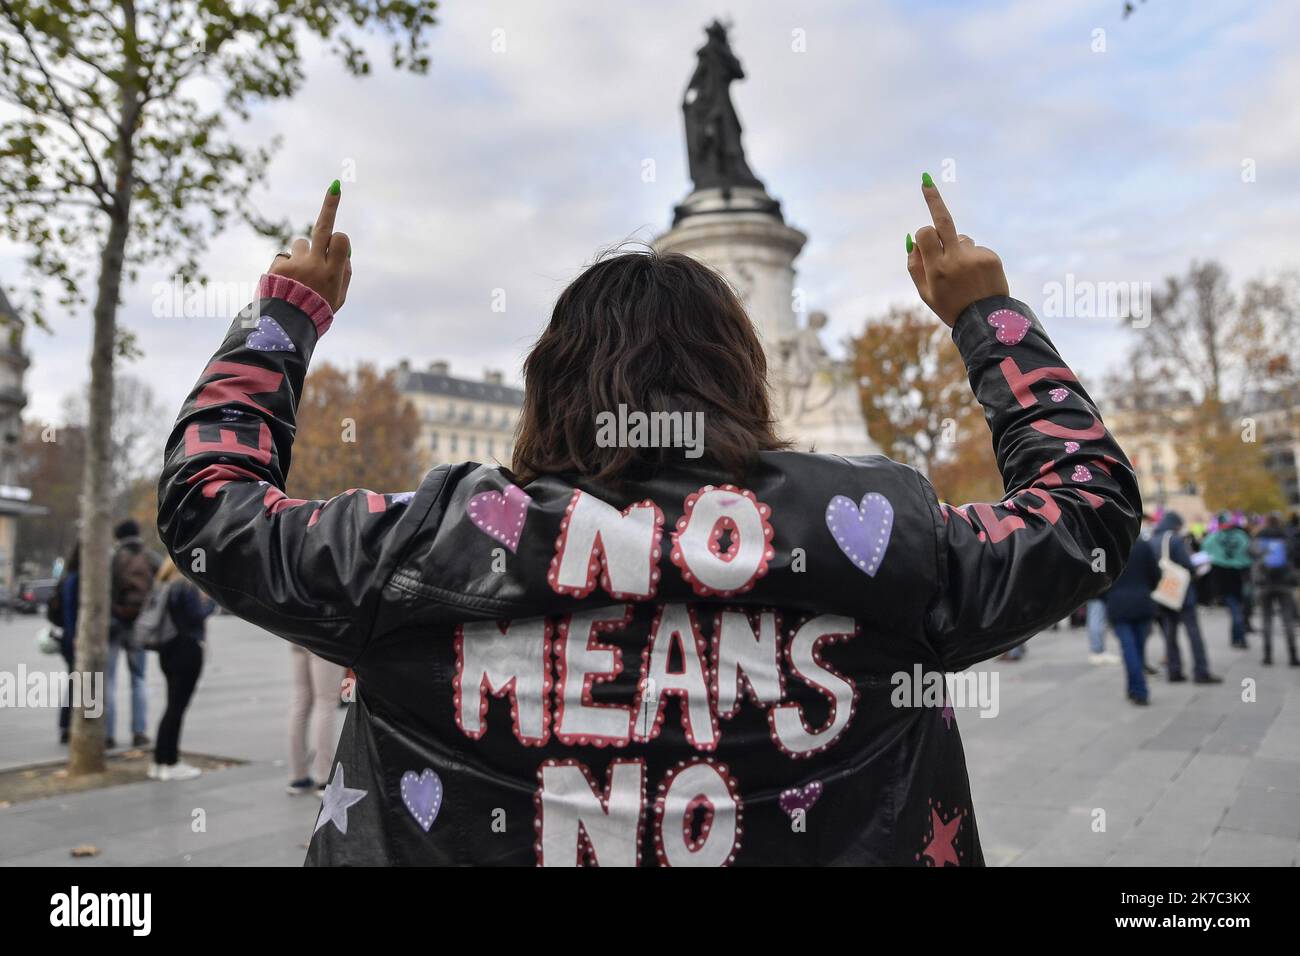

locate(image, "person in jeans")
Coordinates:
107 519 161 748
1084 598 1119 665
1251 513 1299 666
148 556 215 781
1151 511 1221 684
1105 534 1161 705
286 646 347 795
1202 513 1252 649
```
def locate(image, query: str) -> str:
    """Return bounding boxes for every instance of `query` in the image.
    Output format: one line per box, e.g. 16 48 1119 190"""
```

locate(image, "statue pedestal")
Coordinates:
656 188 807 348
778 366 881 458
655 190 879 458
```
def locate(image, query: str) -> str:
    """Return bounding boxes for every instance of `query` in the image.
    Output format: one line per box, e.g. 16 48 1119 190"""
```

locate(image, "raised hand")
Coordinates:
906 174 1008 327
268 180 353 312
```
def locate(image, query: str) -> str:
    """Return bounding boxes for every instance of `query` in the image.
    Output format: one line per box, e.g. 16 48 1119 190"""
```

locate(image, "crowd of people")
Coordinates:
48 520 345 792
1078 510 1300 706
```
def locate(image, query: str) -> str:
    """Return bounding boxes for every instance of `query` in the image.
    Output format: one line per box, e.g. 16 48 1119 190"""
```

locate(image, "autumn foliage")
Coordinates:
1181 401 1286 514
853 306 1002 505
287 363 424 501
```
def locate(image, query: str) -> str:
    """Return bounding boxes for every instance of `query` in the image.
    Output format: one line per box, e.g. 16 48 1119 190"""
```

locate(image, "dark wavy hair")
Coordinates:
512 248 787 484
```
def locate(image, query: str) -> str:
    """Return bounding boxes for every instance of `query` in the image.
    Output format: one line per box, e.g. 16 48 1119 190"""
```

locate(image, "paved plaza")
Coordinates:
1 607 1297 866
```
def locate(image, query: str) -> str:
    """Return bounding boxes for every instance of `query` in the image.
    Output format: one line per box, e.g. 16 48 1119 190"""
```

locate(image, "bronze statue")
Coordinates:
682 21 765 193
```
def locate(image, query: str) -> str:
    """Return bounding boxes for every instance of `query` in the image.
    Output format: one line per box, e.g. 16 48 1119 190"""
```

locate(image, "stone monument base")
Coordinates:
655 188 806 351
777 368 881 458
656 189 879 459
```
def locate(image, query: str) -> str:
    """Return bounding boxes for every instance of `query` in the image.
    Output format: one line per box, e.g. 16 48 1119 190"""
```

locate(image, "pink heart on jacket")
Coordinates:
468 483 532 552
1071 465 1093 482
779 780 823 817
986 309 1029 345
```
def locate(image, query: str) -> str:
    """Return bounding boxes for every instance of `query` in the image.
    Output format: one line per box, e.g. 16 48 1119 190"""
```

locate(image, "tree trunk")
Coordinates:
67 210 129 775
68 51 139 774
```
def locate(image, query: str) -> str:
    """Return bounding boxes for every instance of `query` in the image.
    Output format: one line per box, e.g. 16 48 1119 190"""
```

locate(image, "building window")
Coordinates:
450 433 459 454
469 435 477 457
430 430 439 451
487 437 495 457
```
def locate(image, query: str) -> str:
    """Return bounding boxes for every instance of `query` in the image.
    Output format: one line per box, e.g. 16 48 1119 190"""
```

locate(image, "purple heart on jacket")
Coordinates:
246 315 295 352
468 483 532 552
778 780 823 817
400 768 443 832
825 491 894 577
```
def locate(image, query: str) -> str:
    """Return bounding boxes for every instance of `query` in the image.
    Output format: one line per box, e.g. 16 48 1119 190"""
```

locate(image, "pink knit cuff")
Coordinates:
257 274 334 336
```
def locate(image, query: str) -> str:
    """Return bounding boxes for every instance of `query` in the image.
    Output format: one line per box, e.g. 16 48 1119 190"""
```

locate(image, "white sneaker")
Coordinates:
158 762 202 781
1089 652 1121 666
147 763 162 780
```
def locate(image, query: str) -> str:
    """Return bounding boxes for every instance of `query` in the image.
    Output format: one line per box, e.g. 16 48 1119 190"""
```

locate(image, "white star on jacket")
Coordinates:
315 763 367 835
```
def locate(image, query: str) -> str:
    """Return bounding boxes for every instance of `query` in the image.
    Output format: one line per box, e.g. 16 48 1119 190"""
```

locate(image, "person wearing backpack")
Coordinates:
107 519 161 749
1251 513 1299 667
143 556 215 781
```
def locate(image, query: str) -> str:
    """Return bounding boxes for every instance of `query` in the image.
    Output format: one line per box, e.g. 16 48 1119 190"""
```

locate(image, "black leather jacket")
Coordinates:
158 274 1140 866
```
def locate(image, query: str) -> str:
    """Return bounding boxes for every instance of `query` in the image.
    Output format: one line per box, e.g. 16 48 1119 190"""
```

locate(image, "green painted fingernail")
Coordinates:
905 233 914 254
348 247 352 259
329 179 341 196
921 172 935 188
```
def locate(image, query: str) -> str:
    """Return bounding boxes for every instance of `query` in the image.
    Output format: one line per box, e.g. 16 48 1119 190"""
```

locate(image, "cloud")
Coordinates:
7 0 1298 432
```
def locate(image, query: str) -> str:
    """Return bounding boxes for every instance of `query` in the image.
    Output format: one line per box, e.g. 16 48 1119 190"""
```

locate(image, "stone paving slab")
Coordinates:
960 606 1300 866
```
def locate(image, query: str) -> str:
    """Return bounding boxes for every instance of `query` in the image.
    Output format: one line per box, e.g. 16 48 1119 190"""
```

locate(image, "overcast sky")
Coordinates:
3 0 1298 428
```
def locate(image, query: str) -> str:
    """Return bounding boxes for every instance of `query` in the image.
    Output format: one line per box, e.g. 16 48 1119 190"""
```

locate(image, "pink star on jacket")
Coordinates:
922 807 962 867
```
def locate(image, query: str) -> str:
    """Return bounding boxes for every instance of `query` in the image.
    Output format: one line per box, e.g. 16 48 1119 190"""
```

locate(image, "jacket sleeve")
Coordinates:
156 274 432 667
922 295 1142 671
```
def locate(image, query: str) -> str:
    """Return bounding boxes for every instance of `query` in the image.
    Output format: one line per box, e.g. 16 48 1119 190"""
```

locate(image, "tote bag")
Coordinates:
1152 532 1191 611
